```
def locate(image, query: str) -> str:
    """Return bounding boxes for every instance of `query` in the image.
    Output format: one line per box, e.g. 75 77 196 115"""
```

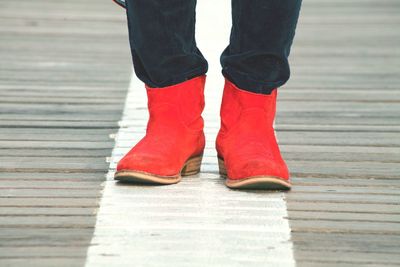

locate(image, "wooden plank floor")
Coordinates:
1 0 400 266
0 1 131 266
285 0 400 266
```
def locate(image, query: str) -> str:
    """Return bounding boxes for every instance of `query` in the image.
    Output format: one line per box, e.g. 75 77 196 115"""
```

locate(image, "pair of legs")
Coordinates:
115 0 302 190
126 0 302 94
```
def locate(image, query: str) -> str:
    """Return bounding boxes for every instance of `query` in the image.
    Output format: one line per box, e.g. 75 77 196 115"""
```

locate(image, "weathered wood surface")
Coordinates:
1 0 400 266
0 0 131 266
285 0 400 266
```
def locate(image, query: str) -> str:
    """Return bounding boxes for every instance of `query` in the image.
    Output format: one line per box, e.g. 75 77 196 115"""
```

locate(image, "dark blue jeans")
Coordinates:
126 0 302 94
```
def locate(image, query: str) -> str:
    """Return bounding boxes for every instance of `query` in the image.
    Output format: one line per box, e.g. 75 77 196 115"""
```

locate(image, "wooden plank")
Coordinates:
0 172 106 181
0 0 130 266
0 207 96 216
0 259 84 267
0 198 100 208
285 0 400 265
1 0 399 266
0 149 111 158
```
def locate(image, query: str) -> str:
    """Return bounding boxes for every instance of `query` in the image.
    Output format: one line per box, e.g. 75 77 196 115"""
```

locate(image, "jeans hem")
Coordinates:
145 66 208 88
221 69 288 95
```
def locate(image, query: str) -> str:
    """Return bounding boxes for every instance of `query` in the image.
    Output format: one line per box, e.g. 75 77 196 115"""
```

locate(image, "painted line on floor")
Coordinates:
85 74 295 267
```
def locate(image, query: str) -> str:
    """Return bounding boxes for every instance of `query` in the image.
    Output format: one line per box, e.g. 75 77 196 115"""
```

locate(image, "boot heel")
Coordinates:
181 155 203 176
218 157 227 177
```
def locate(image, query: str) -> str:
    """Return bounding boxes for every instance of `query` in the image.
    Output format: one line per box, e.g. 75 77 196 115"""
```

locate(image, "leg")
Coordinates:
216 0 302 189
221 0 302 94
126 0 208 87
116 0 207 184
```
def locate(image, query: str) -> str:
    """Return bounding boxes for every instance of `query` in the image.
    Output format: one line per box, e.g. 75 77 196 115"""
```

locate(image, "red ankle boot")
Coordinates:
115 76 206 184
216 79 290 190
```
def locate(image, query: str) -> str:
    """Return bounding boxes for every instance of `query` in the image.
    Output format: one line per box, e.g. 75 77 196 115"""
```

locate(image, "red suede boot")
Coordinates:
216 79 290 190
115 76 206 184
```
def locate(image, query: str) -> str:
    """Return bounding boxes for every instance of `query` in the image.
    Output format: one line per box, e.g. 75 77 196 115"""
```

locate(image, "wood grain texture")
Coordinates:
1 0 399 266
285 0 400 266
0 0 131 266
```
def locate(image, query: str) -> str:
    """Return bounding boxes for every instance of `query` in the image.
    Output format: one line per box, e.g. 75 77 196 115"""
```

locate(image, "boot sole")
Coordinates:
218 157 291 190
114 154 203 185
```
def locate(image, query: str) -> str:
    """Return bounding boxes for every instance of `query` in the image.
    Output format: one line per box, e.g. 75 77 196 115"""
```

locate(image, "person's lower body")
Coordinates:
115 0 302 190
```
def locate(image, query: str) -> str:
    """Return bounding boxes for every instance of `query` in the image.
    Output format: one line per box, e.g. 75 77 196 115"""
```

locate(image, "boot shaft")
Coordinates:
219 79 277 136
145 76 206 133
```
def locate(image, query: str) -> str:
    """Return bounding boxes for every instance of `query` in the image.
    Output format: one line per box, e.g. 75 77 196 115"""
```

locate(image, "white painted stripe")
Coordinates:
86 1 294 265
85 73 295 267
